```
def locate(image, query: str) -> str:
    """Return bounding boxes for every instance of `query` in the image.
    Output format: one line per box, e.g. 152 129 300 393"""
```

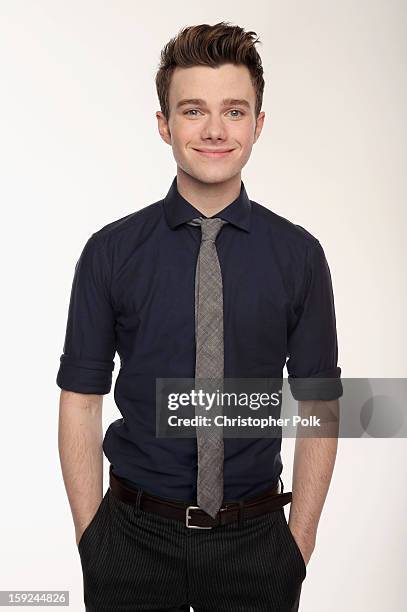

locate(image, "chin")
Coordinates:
177 158 239 185
192 167 237 185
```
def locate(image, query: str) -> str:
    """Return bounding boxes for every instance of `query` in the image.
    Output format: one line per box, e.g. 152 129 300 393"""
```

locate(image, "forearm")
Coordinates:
58 390 104 540
289 399 340 556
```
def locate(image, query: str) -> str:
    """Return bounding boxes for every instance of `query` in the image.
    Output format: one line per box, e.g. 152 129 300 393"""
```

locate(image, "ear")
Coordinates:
156 111 172 145
253 111 265 144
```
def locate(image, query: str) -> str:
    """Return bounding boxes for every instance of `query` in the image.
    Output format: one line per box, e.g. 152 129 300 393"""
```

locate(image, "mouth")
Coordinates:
193 148 235 158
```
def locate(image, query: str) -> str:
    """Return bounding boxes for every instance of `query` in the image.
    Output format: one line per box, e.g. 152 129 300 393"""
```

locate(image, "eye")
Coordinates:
228 109 245 118
184 109 201 116
183 108 245 118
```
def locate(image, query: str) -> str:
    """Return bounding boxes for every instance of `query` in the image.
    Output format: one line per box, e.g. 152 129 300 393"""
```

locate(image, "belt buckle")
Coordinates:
185 505 213 529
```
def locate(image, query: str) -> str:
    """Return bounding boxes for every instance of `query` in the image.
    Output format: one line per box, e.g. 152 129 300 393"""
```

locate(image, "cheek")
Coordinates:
236 122 256 145
171 119 196 143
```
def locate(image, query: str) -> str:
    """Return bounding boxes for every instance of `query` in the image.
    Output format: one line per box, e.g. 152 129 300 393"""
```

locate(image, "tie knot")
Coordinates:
188 217 228 242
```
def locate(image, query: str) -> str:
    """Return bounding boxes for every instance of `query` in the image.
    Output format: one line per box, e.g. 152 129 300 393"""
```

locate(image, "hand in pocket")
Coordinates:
75 495 104 548
288 520 315 568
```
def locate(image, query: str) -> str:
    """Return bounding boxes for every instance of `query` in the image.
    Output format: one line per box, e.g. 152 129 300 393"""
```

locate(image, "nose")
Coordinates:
200 114 227 140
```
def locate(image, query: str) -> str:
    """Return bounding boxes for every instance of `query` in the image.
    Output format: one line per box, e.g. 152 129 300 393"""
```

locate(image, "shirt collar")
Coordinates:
163 175 252 233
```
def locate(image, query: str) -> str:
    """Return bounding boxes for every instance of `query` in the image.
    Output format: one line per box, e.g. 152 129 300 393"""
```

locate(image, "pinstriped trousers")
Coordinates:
77 487 306 611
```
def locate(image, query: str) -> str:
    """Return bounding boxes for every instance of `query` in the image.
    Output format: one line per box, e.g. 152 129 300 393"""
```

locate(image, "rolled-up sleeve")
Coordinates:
286 239 343 401
56 233 116 394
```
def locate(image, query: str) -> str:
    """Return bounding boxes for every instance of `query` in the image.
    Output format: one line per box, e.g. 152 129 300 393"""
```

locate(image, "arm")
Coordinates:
56 234 117 544
288 398 340 565
58 389 104 545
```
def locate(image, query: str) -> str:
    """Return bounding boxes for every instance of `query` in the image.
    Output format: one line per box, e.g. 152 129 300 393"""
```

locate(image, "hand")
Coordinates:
288 523 315 567
74 498 102 546
75 528 84 547
75 522 90 547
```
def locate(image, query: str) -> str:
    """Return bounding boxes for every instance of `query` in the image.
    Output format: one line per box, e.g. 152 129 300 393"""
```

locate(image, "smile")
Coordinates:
193 149 235 158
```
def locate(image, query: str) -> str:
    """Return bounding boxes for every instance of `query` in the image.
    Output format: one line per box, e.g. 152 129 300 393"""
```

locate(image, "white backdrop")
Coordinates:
1 1 406 610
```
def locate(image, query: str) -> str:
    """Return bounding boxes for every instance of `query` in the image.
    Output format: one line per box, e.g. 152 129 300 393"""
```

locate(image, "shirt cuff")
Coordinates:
288 367 343 401
56 355 114 395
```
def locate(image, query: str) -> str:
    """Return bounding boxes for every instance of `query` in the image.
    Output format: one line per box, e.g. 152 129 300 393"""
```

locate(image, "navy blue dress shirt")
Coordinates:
56 176 342 502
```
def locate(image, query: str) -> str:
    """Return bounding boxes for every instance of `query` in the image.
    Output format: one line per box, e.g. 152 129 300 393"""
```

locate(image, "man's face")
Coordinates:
157 63 265 185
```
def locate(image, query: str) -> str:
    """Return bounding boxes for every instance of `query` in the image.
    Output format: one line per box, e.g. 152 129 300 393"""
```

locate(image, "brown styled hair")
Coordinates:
155 21 264 121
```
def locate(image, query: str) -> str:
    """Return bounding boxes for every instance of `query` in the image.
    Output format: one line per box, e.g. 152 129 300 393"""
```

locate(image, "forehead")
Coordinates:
169 63 255 105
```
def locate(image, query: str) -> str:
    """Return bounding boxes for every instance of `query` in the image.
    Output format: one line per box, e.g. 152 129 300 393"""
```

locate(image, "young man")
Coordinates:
57 22 342 612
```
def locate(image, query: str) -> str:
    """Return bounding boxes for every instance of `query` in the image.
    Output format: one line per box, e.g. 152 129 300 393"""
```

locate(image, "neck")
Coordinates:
176 168 241 217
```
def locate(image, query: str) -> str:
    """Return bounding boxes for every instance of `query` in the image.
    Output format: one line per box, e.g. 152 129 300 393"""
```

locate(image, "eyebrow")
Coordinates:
176 97 251 110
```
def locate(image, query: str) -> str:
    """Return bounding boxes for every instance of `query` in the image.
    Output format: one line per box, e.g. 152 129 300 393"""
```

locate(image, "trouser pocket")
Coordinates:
77 489 110 570
278 508 307 581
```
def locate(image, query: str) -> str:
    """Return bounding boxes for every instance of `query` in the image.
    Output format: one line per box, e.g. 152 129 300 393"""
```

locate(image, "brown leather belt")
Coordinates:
109 465 292 529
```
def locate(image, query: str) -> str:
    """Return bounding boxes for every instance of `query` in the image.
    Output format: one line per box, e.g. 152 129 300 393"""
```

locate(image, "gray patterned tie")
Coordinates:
187 216 229 518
